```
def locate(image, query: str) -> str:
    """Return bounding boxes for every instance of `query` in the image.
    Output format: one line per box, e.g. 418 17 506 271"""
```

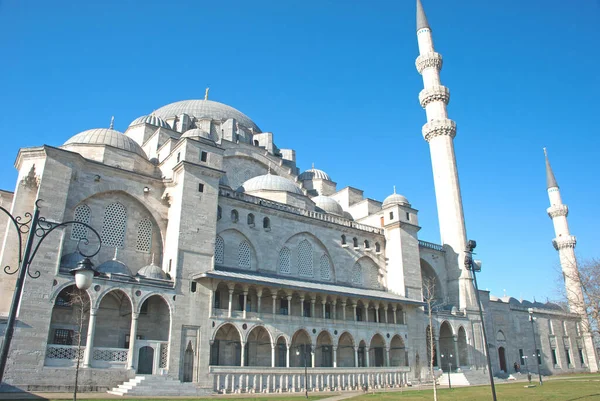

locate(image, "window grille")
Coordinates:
247 213 255 226
231 210 239 223
54 329 74 345
351 262 363 285
279 247 291 274
238 240 251 269
136 218 152 253
320 254 331 281
297 239 313 277
215 236 224 264
71 204 91 240
101 202 127 248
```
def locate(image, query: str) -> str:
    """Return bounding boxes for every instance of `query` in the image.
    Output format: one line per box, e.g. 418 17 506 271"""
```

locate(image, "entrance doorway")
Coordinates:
498 347 507 372
138 346 154 374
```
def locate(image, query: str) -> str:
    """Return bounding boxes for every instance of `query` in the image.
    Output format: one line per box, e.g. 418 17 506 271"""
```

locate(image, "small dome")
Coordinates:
313 196 344 216
137 263 167 280
181 128 214 141
130 115 171 129
64 128 147 158
299 168 331 181
60 252 83 269
239 174 303 195
342 211 354 221
544 302 564 311
97 257 131 276
489 295 500 302
382 188 410 208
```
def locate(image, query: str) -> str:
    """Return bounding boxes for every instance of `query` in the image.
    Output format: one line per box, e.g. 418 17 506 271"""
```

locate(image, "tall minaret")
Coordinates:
544 148 599 372
415 0 475 310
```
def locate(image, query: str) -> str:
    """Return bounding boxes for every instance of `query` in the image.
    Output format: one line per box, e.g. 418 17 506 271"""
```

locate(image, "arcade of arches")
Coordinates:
425 322 469 371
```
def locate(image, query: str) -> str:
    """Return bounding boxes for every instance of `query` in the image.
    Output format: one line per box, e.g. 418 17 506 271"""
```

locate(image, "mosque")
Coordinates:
0 0 597 395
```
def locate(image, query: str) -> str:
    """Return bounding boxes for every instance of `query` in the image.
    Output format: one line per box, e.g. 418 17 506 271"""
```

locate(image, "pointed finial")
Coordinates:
113 247 118 260
109 116 115 129
312 162 315 170
543 147 558 189
151 253 155 265
268 164 272 175
393 185 396 194
417 0 430 31
205 87 210 101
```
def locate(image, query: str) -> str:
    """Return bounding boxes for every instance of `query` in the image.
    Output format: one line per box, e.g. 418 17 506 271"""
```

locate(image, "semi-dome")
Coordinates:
299 168 331 181
342 211 354 221
153 99 260 132
181 128 214 141
239 173 303 195
64 128 147 158
382 188 410 208
313 195 344 216
129 114 171 129
97 257 131 276
137 262 168 280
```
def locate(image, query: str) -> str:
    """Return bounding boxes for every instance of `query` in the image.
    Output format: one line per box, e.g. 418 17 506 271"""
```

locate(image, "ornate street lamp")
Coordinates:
465 239 497 401
528 308 543 386
0 199 101 383
296 344 312 398
440 351 453 389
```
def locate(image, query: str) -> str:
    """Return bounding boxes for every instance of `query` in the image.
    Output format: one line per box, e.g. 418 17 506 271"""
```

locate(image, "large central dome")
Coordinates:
153 99 260 132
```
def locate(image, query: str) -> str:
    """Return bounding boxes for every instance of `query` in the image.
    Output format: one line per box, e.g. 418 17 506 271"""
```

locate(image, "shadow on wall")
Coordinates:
0 383 46 398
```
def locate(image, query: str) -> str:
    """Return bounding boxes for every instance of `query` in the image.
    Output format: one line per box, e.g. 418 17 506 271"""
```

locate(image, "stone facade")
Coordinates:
0 0 597 395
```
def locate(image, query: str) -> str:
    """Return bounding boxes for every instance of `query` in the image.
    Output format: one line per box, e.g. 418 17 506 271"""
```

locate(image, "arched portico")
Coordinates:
439 321 457 371
390 335 406 366
369 333 386 367
290 329 312 367
457 326 469 367
245 326 272 366
315 331 333 367
211 323 242 366
134 295 171 374
337 332 355 367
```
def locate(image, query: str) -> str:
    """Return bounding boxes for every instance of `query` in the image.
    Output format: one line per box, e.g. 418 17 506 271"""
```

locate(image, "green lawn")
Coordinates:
353 377 600 401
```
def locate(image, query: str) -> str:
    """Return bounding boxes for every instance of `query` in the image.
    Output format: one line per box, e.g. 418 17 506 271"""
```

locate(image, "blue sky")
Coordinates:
1 0 599 302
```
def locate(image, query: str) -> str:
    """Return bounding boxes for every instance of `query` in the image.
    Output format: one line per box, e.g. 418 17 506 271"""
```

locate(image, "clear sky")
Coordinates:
0 0 599 303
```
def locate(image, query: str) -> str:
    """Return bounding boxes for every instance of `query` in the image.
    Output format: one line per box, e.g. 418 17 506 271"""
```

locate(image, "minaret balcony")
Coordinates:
552 235 577 250
419 85 450 108
422 119 456 142
416 52 443 74
547 204 568 218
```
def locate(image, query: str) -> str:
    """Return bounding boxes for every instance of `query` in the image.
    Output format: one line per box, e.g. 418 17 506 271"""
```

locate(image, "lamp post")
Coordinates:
296 344 311 398
440 351 453 389
0 199 101 383
528 308 543 386
465 239 497 401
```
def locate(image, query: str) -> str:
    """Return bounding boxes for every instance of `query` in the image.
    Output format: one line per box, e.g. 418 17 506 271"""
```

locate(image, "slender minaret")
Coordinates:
415 0 475 310
544 148 599 371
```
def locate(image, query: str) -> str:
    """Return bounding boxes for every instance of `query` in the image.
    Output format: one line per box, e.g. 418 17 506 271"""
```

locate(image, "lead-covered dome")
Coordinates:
153 99 260 132
239 174 303 195
382 189 410 208
313 196 344 216
64 128 147 158
181 128 214 141
299 168 331 181
129 114 171 129
137 262 168 280
97 258 131 276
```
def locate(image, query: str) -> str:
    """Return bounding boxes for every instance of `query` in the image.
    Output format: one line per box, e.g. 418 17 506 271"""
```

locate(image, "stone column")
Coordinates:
228 287 234 318
365 306 370 322
271 344 276 367
286 295 293 321
242 291 248 319
311 297 316 318
83 308 97 368
342 301 347 321
354 347 359 367
375 306 379 323
127 312 139 369
365 347 370 367
333 346 337 368
286 344 290 368
257 288 263 318
435 337 441 368
385 346 390 367
321 300 326 319
272 294 277 316
403 311 407 325
352 303 357 322
392 306 397 324
384 306 389 324
453 335 461 368
311 347 315 368
332 300 337 320
241 342 246 367
300 295 305 317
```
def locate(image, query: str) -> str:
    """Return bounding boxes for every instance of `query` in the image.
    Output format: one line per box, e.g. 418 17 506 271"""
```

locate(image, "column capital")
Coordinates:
392 306 397 311
131 312 139 320
256 288 263 296
272 294 278 299
227 283 235 291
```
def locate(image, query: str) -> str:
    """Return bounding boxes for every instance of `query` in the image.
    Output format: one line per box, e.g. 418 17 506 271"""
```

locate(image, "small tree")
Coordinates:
423 277 438 401
68 289 90 401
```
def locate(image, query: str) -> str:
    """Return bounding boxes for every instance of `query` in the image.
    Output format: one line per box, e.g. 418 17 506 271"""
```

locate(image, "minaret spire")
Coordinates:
543 147 558 189
416 0 430 31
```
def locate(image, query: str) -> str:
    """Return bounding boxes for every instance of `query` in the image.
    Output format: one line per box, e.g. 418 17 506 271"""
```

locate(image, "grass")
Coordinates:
37 397 328 401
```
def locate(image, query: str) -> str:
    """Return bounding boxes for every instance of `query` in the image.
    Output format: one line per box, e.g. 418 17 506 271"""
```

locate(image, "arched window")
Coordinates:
263 217 270 230
351 262 362 286
136 218 153 253
215 236 224 264
231 210 239 223
353 237 358 248
217 206 222 221
238 240 251 269
71 204 91 240
102 202 127 248
247 213 255 226
375 242 381 253
364 240 370 249
341 235 346 245
320 254 331 281
278 247 291 274
297 239 313 277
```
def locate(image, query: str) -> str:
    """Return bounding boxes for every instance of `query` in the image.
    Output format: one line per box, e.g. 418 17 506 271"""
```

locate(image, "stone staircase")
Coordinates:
107 375 211 396
438 372 470 387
